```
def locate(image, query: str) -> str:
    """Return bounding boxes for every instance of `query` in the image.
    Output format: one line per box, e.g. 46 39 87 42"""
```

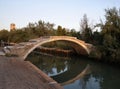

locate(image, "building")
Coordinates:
10 23 16 31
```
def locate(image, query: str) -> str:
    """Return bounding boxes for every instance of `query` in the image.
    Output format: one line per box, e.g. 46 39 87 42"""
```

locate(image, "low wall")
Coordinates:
35 46 75 57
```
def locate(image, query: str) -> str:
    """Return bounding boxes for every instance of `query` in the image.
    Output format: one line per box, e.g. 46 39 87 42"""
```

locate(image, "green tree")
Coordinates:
69 29 81 39
80 14 93 43
97 7 120 61
9 29 29 43
56 26 67 36
0 29 9 42
92 30 102 45
70 29 77 36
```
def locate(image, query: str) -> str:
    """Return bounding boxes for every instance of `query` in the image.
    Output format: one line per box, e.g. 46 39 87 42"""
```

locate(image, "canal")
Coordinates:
26 52 120 89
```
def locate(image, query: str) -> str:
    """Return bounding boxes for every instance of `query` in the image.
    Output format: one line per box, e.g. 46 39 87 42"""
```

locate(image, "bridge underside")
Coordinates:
41 40 89 56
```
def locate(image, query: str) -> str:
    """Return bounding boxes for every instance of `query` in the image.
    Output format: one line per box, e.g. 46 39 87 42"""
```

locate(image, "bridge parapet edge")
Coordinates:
50 36 77 39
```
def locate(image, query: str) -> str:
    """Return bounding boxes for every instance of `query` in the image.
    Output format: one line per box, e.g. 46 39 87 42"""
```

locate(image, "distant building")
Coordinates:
10 23 16 31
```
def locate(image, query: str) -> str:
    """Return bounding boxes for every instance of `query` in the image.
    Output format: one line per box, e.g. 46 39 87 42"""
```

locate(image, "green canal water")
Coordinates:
26 52 120 89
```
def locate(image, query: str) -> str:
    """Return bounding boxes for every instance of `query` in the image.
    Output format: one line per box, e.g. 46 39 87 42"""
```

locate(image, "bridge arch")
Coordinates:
23 36 90 60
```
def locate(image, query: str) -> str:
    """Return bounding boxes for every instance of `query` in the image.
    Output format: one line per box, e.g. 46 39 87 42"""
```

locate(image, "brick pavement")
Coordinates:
0 56 63 89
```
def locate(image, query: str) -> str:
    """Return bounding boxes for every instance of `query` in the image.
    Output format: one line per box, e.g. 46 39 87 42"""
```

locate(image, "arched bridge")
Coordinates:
4 36 93 60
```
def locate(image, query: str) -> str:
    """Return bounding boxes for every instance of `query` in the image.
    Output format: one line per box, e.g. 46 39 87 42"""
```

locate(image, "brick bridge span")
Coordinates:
4 36 93 60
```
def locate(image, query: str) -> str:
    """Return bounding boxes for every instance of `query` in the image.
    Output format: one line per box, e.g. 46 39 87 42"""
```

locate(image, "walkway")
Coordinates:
0 56 63 89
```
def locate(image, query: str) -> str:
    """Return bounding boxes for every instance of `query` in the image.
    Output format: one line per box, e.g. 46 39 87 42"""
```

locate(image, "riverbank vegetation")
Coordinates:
0 7 120 63
90 7 120 63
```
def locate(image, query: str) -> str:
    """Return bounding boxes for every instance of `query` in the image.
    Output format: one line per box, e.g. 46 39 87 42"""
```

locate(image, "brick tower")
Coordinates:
10 23 16 31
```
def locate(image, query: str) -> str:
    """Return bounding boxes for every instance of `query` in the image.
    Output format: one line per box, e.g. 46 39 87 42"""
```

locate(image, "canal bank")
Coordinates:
0 56 63 89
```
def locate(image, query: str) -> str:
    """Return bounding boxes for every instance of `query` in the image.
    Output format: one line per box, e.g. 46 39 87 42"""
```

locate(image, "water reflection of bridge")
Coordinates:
26 52 91 86
4 36 93 60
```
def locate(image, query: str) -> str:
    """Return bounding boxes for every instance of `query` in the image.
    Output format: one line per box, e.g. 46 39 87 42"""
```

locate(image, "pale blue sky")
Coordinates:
0 0 120 30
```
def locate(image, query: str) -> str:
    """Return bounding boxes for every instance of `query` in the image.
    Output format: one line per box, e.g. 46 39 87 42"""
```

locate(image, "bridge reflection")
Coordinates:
26 52 91 85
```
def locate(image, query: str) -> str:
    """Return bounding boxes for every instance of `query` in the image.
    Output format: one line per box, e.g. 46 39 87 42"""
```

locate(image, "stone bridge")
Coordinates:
4 36 93 60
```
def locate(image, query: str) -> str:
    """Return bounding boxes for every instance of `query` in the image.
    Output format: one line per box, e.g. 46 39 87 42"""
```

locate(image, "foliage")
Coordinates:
56 26 67 36
69 29 81 39
0 20 56 43
0 29 9 42
92 30 103 45
94 7 120 62
80 14 93 43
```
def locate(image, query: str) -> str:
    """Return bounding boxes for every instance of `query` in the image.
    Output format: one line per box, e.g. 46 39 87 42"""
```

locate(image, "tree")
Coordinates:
69 29 81 39
101 7 120 47
0 29 9 42
97 7 120 61
92 30 102 45
80 14 93 43
56 26 67 36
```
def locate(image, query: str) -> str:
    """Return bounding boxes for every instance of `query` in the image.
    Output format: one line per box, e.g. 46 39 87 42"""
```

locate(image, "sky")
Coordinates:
0 0 120 31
